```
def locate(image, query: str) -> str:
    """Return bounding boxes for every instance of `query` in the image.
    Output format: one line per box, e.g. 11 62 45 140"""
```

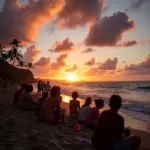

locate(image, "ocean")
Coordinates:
34 80 150 132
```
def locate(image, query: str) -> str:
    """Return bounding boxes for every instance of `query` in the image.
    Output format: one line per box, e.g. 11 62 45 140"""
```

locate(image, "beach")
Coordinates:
0 85 150 150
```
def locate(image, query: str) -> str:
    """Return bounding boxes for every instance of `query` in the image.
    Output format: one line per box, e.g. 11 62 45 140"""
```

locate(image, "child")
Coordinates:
85 99 104 129
69 91 80 126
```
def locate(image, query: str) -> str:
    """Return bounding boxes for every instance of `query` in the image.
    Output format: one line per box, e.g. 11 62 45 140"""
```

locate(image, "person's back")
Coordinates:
18 84 37 111
92 110 124 150
70 99 80 113
13 84 26 105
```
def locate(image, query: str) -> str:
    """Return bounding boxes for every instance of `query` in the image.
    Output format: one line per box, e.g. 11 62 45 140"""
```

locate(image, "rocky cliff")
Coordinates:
0 60 34 83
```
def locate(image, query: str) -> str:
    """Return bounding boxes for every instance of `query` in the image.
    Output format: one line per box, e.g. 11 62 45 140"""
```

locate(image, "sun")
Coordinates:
65 72 78 82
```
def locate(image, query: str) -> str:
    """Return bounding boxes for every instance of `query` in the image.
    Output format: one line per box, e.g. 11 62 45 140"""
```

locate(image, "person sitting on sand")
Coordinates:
69 91 80 125
78 97 92 124
18 84 38 111
13 83 27 106
38 86 61 125
36 91 49 115
85 99 104 129
92 95 141 150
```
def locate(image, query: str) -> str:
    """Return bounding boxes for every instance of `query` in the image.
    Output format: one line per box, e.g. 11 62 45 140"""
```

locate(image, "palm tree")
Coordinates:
26 62 34 69
8 48 23 65
10 39 22 48
9 39 23 66
17 60 25 68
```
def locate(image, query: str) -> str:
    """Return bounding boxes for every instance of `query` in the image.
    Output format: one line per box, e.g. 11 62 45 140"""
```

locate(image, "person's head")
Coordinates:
42 91 49 100
50 86 61 98
95 99 104 109
20 83 27 90
83 97 92 107
72 91 78 99
25 84 33 93
109 95 122 111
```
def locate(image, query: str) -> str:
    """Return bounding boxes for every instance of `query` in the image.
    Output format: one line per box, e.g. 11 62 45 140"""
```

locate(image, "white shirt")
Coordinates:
79 106 91 121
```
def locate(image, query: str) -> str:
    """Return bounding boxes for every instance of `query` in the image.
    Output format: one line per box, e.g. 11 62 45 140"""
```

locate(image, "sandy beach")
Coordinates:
0 85 150 150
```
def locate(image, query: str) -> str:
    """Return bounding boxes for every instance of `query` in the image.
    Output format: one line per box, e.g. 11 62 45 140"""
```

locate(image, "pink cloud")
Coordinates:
35 57 51 66
85 12 135 47
54 0 103 28
51 53 68 70
50 38 74 52
125 54 150 75
82 48 95 53
85 57 96 66
98 57 118 70
23 45 40 62
117 40 137 47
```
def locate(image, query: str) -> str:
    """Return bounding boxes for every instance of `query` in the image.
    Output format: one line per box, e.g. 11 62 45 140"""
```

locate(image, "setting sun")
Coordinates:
65 72 78 82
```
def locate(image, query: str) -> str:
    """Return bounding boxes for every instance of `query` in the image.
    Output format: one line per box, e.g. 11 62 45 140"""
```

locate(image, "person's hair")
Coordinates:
95 99 104 108
109 95 122 110
25 84 33 93
82 97 92 107
50 86 61 97
72 91 78 99
20 83 27 90
42 91 49 100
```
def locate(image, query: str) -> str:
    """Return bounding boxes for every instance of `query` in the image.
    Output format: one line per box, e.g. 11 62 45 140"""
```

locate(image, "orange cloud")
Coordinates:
0 0 62 45
82 48 96 53
85 12 135 47
66 64 77 72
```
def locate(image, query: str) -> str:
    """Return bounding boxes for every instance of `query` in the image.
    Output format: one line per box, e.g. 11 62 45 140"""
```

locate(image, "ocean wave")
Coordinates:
137 86 150 90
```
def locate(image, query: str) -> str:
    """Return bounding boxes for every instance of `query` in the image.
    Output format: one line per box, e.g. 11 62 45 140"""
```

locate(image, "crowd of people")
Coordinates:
12 82 141 150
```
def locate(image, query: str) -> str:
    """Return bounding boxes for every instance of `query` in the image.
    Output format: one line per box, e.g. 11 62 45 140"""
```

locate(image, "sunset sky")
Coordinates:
0 0 150 81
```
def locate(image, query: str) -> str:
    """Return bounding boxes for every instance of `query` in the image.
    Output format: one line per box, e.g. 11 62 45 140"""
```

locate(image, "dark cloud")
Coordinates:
66 64 77 72
23 45 40 62
82 48 95 53
85 57 95 66
51 53 68 70
0 0 62 45
85 12 135 47
98 57 118 70
117 40 137 47
35 57 51 67
54 0 103 28
50 38 74 52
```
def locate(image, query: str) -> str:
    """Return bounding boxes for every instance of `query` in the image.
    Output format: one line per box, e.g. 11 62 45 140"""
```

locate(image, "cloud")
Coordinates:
98 57 118 70
117 40 137 47
84 68 98 76
66 64 77 72
23 45 40 62
50 38 74 52
54 0 103 28
82 48 95 53
125 54 150 75
85 57 95 66
51 53 68 70
0 0 62 45
35 57 51 67
85 12 135 47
